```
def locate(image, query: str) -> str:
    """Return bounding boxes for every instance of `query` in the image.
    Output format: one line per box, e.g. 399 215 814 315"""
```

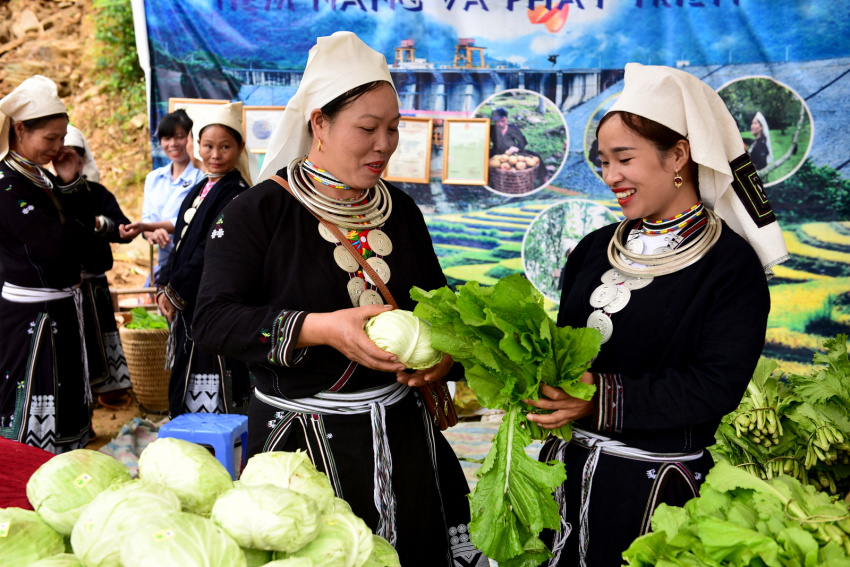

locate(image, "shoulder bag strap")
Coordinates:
270 175 398 309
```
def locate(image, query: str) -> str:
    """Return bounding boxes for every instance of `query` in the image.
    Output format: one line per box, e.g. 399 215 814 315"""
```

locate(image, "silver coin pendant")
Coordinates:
333 246 360 273
586 310 613 343
601 268 626 285
366 229 393 256
359 289 384 306
318 223 338 243
364 257 391 285
347 277 366 307
624 275 654 290
589 283 617 308
603 285 631 314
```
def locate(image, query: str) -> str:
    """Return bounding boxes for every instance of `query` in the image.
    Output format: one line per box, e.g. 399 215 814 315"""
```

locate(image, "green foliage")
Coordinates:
769 160 850 222
484 264 520 280
125 307 168 330
93 0 145 118
719 78 802 133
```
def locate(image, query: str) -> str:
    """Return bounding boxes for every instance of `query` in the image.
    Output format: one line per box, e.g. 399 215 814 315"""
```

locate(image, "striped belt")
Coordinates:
255 382 410 546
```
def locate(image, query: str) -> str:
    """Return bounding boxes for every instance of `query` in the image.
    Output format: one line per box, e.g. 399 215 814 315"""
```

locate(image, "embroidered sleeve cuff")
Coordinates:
164 284 189 311
596 372 624 433
267 310 309 367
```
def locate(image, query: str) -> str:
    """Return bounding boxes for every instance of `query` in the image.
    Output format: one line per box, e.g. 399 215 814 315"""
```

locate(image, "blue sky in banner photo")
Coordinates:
144 1 850 70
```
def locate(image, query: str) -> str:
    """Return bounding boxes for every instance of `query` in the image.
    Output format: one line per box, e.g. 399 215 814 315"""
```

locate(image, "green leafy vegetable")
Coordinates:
281 511 374 567
363 535 401 567
28 553 85 566
239 451 336 514
364 309 443 370
26 448 131 535
0 507 65 566
125 307 168 330
411 274 601 566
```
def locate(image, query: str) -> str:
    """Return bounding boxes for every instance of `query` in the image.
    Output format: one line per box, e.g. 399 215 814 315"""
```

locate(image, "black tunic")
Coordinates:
81 180 133 394
156 170 251 417
543 219 770 566
0 162 103 453
194 171 485 567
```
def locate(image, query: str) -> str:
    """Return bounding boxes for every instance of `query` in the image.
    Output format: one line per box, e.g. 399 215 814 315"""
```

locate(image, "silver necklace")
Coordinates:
4 152 52 190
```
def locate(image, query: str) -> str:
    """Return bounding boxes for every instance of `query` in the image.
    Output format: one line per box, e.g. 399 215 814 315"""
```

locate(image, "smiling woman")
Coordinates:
191 32 489 567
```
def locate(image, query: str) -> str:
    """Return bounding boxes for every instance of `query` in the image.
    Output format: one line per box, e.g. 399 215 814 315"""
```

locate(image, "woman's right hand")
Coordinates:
157 293 177 323
119 222 146 239
145 228 171 247
300 304 406 373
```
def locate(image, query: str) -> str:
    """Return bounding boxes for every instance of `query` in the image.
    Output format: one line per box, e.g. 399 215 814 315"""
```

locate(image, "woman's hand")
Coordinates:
53 147 80 184
524 372 596 430
396 353 454 388
145 228 171 247
157 293 177 323
506 146 520 155
299 305 406 373
119 222 147 240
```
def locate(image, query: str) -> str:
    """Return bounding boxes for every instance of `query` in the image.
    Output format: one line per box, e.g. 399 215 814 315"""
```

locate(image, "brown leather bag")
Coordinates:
271 175 459 430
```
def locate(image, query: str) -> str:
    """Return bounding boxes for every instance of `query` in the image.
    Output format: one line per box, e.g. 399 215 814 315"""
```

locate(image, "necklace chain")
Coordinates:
287 156 392 229
4 151 52 190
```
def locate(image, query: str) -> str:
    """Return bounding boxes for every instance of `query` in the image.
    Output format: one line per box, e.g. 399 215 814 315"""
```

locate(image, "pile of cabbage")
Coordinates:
2 439 400 567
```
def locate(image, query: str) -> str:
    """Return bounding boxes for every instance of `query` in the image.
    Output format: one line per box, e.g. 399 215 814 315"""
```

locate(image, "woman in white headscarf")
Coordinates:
64 125 134 407
747 110 774 173
155 101 252 418
192 32 488 566
523 64 788 566
0 76 107 453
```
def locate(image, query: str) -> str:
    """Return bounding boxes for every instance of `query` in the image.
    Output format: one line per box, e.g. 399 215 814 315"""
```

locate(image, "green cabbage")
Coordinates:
330 497 352 514
119 511 246 567
211 484 321 552
26 449 131 535
0 507 65 565
239 451 335 514
283 511 374 567
363 535 401 567
262 559 314 567
138 437 233 516
28 553 84 566
242 547 272 567
70 479 181 567
364 309 443 370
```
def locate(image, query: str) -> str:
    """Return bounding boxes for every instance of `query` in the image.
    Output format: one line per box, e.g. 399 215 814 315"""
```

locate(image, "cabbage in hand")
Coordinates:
364 309 443 370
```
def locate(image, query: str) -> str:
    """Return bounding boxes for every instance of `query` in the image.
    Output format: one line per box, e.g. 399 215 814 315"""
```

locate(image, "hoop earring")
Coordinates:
673 170 683 188
317 139 322 152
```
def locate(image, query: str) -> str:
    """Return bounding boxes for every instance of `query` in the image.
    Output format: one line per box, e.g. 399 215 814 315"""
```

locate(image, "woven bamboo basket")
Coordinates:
119 327 170 413
488 163 539 194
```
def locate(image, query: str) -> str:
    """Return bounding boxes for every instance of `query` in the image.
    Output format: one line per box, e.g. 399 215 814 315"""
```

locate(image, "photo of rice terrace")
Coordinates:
424 191 850 376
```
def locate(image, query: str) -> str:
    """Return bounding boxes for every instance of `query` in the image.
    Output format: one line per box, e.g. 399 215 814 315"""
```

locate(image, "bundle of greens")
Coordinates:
712 334 850 498
125 307 168 330
411 274 601 567
623 461 850 566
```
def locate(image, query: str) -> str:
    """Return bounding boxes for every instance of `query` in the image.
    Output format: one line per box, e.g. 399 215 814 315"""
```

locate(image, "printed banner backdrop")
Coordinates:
138 0 850 372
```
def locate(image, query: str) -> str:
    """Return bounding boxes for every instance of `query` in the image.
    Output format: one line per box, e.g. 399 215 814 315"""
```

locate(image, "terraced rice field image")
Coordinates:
425 203 850 374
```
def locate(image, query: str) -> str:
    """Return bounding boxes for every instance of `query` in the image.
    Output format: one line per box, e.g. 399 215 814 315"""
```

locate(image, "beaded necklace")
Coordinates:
640 202 703 235
302 158 352 191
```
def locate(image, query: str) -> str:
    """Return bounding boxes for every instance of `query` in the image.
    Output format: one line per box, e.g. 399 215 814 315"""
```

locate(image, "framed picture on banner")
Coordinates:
383 117 433 184
441 118 490 185
243 106 286 154
167 97 229 119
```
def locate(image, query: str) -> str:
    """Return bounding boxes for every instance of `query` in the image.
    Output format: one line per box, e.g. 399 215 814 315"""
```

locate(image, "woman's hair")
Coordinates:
8 112 69 145
156 109 193 140
68 145 86 158
307 81 387 135
492 107 508 119
198 123 243 147
597 110 698 184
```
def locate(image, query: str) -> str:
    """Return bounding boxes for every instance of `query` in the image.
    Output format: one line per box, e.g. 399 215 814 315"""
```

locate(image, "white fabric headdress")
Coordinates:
752 111 774 164
608 63 789 276
64 125 100 183
0 75 67 161
190 101 254 185
257 31 398 183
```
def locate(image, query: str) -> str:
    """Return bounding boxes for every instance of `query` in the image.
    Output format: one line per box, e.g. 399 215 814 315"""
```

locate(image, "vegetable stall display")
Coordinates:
1 442 400 567
411 273 601 567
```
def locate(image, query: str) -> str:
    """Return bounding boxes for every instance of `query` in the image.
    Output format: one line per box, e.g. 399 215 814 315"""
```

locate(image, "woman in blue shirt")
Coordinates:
119 109 205 278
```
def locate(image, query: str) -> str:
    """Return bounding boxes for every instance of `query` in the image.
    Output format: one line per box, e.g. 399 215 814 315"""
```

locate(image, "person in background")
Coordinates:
64 125 133 409
745 111 773 175
489 106 547 185
524 64 788 566
155 102 252 417
119 109 205 281
0 76 107 453
192 32 488 566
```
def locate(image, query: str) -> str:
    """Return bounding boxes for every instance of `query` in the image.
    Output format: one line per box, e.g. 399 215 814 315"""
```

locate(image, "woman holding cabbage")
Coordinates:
523 64 787 566
193 32 488 567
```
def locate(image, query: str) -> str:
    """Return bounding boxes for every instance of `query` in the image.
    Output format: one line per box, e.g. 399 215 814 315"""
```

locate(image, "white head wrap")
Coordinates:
257 31 398 183
608 63 789 276
64 125 100 183
0 75 67 161
752 111 774 164
190 101 254 185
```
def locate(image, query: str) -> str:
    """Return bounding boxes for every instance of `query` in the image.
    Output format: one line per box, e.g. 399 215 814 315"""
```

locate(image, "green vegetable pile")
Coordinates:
411 274 601 566
712 334 850 498
623 461 850 565
3 441 400 567
124 307 168 330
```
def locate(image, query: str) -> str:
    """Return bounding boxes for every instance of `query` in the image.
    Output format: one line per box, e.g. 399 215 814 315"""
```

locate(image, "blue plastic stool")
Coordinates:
158 413 248 480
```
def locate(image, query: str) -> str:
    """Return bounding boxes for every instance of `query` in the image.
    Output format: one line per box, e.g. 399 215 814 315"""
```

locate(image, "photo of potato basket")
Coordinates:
487 153 540 195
